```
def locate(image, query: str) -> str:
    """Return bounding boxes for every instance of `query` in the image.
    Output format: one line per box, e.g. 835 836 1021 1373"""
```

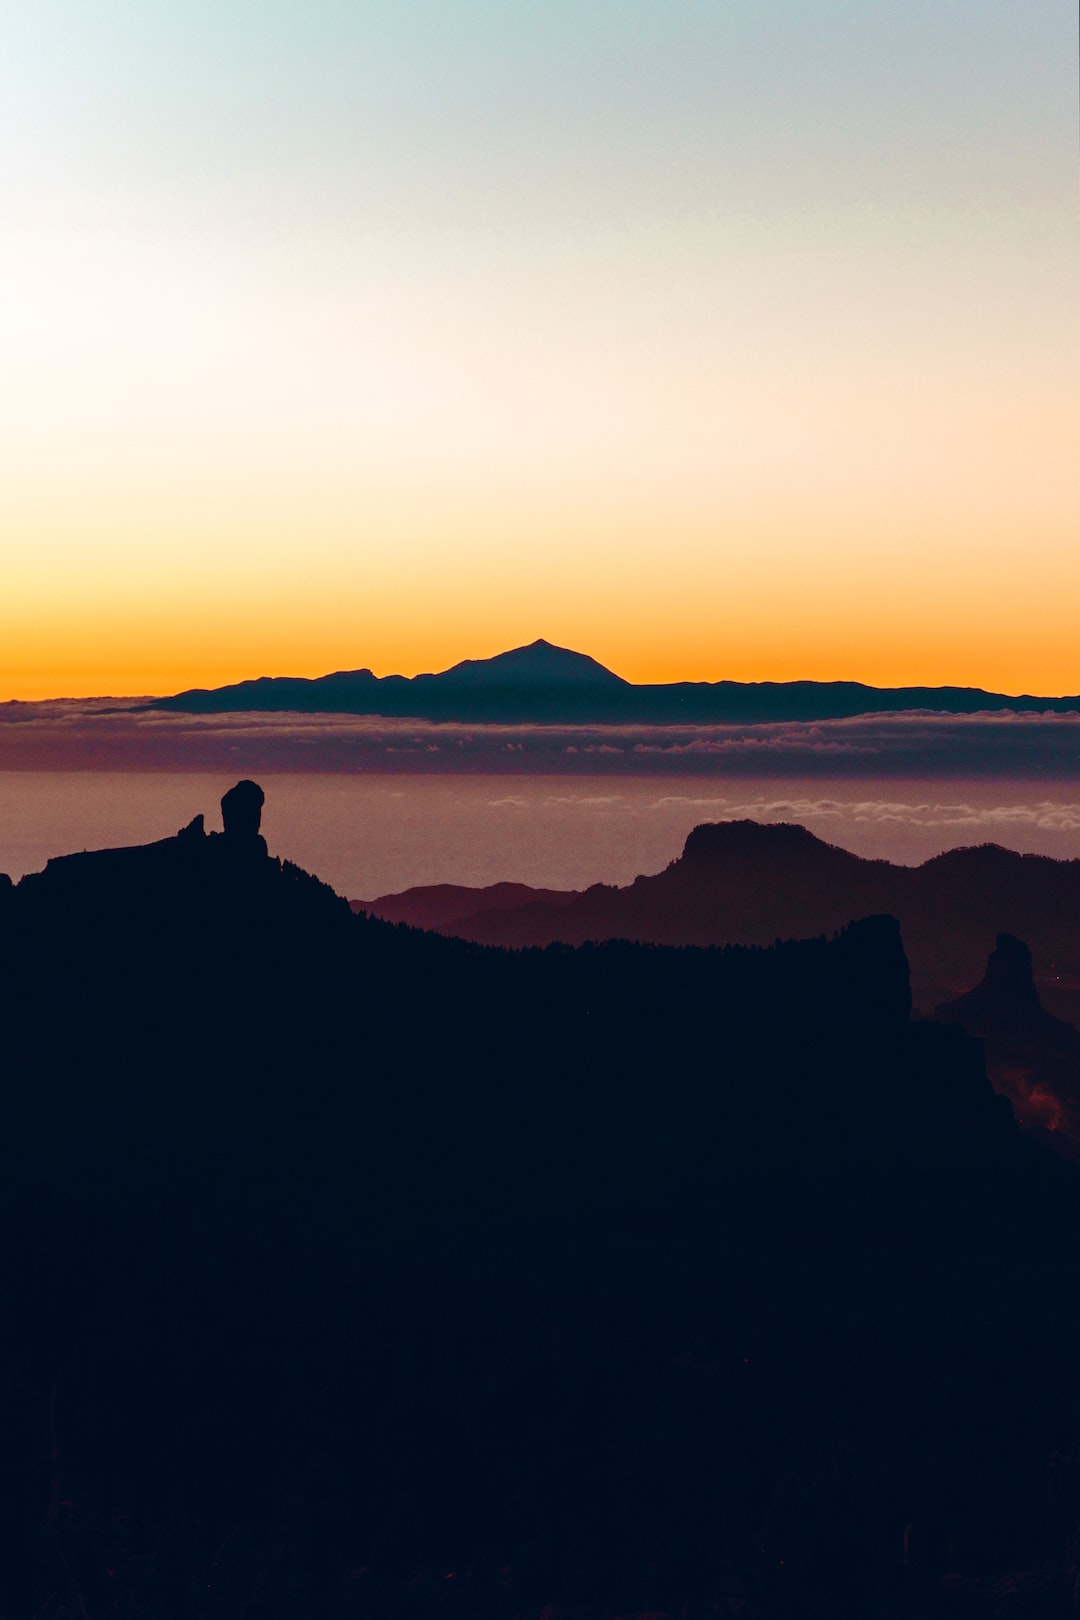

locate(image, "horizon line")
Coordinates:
8 635 1080 706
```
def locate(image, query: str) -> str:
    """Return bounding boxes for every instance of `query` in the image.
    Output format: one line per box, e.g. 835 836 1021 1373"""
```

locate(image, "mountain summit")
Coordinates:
431 638 626 688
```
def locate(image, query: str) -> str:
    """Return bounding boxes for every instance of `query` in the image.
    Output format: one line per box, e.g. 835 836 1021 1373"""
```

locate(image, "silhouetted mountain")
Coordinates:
935 933 1080 1153
367 822 1080 1022
352 879 580 931
145 638 1080 723
939 930 1045 1027
5 787 1080 1615
435 638 627 688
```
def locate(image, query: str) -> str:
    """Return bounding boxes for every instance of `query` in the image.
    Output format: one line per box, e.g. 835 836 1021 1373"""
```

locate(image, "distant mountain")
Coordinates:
357 880 579 932
147 638 1080 723
433 639 626 688
360 820 1080 1020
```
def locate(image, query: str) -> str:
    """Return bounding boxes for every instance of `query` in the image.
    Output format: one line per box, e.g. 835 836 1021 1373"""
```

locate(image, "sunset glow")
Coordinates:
3 2 1077 699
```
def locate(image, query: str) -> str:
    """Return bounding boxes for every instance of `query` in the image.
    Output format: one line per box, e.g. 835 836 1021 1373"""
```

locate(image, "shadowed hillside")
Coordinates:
2 786 1080 1616
361 819 1080 1020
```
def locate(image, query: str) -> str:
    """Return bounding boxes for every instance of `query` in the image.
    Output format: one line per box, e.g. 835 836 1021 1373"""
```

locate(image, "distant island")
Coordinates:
146 638 1080 725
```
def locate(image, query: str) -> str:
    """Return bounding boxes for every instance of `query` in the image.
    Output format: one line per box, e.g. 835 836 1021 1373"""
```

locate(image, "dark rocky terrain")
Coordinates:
934 933 1080 1154
360 820 1080 1022
2 784 1080 1616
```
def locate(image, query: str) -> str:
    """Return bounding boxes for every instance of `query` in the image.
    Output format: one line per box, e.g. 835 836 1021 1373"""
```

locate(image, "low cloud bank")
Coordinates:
643 793 1080 837
2 700 1080 778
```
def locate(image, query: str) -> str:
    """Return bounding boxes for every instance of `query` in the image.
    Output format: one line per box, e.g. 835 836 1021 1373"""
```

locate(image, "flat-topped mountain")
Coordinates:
147 638 1080 723
360 819 1080 1019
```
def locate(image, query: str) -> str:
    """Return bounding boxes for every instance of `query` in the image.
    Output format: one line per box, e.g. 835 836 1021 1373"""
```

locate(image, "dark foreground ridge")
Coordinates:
146 637 1080 724
3 787 1080 1615
365 822 1080 1156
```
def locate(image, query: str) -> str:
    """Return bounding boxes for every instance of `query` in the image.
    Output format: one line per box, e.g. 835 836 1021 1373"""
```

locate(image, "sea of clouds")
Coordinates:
2 700 1080 780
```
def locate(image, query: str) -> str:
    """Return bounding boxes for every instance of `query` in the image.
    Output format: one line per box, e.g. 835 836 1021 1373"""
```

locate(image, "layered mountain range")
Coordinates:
359 818 1080 1017
361 820 1080 1154
148 638 1080 724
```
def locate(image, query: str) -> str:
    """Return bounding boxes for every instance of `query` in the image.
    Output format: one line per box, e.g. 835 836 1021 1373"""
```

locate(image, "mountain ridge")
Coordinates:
358 818 1080 1024
146 638 1080 724
6 780 1080 1608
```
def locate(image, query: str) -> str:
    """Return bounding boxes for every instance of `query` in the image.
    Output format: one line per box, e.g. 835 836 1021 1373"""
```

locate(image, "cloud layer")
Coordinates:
3 701 1080 779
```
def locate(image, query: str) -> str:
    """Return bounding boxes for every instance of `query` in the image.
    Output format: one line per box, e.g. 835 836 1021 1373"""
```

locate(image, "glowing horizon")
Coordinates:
8 624 1080 704
3 3 1077 702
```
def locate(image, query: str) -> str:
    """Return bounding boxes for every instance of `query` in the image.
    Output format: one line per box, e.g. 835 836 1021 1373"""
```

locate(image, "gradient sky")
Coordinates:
3 2 1078 698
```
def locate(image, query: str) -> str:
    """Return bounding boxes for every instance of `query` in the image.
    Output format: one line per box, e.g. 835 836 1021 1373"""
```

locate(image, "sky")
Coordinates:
2 2 1078 699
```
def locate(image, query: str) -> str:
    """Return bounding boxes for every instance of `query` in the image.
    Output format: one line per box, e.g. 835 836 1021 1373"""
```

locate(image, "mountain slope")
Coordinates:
432 637 626 687
364 821 1080 1019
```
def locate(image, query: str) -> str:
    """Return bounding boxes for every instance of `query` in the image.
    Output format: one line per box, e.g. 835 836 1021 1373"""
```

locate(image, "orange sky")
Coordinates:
3 3 1078 701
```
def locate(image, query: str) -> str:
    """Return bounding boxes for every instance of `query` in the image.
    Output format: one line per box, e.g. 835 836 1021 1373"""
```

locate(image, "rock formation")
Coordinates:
220 777 265 843
935 933 1080 1149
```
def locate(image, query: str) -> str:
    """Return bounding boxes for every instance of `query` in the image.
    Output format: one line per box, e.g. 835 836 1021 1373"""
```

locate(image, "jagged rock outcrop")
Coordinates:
938 933 1043 1028
220 776 265 844
935 933 1080 1149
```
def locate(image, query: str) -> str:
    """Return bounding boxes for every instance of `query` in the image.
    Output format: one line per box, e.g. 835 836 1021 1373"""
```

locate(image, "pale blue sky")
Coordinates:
9 3 1070 224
